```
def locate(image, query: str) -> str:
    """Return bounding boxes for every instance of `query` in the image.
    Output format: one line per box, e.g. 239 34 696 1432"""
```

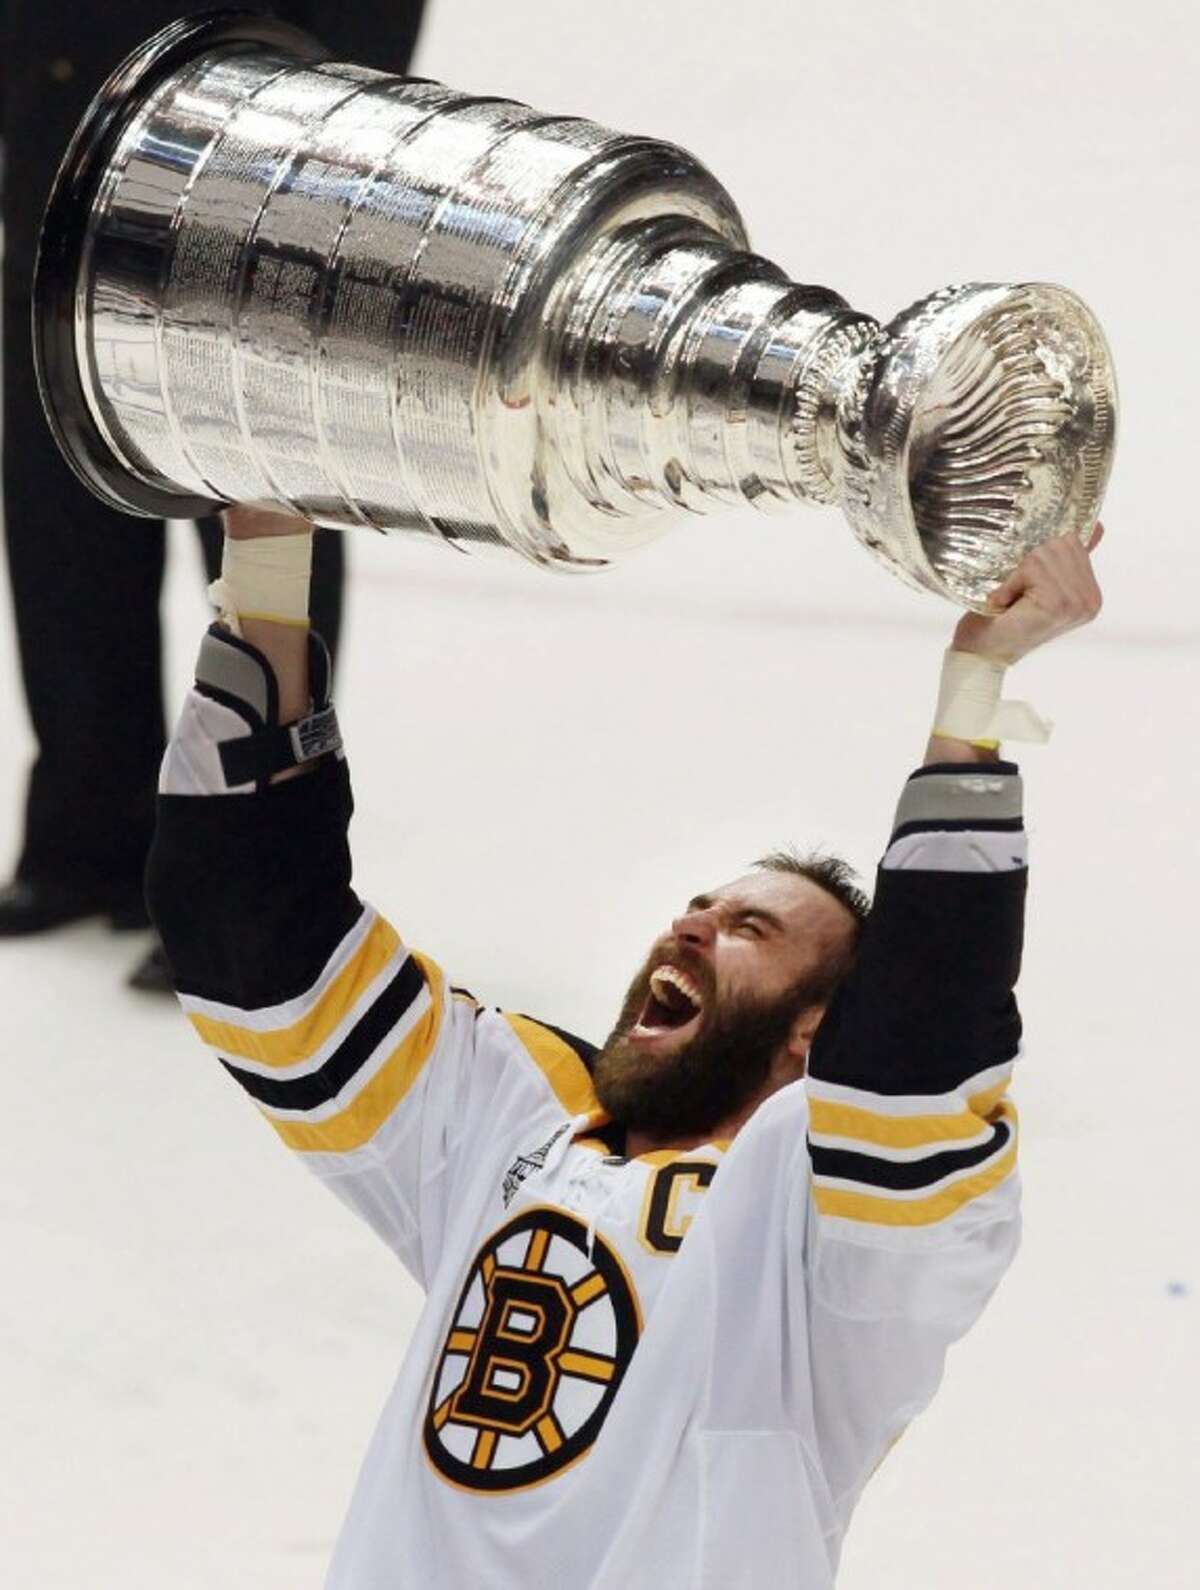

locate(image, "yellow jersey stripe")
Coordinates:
504 1014 600 1117
814 1141 1018 1227
190 915 403 1068
265 951 445 1153
809 1097 1001 1150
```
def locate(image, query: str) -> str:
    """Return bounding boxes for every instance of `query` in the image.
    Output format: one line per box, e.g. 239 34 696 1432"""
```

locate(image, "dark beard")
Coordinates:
592 956 817 1140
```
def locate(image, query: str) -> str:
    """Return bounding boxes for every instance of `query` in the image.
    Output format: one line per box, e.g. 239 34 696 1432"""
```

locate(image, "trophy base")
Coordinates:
33 9 329 522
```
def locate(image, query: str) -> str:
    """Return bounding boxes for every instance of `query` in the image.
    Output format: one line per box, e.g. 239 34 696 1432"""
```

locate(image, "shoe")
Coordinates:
127 938 175 994
0 876 149 936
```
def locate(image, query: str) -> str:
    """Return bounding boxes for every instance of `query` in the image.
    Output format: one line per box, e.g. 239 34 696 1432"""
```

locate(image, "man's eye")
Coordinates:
737 921 762 938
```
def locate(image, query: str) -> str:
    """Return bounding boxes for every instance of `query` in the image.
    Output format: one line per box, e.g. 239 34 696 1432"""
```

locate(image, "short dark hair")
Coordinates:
754 848 870 926
752 847 870 999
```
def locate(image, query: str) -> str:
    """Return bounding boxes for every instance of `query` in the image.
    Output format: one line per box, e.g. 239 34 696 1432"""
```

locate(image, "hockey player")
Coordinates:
147 507 1103 1588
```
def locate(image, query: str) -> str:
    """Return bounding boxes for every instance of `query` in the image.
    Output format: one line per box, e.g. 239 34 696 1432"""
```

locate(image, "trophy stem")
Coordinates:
557 218 876 521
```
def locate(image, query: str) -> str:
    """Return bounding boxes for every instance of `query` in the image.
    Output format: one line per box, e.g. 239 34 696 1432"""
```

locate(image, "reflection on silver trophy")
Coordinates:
35 12 1117 608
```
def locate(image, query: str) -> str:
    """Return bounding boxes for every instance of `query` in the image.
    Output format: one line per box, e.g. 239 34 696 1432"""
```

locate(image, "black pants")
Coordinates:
2 0 424 894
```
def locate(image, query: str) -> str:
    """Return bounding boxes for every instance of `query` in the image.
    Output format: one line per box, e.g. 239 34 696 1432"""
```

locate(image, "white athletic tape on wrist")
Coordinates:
207 532 313 635
932 650 1053 747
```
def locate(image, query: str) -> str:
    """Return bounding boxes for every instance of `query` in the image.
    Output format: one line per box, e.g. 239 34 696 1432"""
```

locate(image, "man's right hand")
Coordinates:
224 503 314 540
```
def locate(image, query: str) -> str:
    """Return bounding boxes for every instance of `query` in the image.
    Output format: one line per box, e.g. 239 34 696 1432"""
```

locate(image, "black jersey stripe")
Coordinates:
810 1117 1012 1192
221 953 426 1111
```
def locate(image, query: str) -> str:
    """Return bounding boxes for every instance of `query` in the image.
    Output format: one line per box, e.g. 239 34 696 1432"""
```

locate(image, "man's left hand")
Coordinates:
951 523 1105 665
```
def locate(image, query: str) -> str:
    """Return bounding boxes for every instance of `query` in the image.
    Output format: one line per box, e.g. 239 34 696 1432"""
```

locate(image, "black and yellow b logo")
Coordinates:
450 1269 572 1434
424 1207 641 1492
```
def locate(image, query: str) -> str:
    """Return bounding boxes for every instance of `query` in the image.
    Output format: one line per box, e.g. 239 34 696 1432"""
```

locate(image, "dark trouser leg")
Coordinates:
0 0 417 897
3 277 166 897
195 517 345 675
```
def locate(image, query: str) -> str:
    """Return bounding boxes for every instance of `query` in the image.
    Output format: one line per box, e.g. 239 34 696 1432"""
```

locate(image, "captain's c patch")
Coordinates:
424 1206 642 1492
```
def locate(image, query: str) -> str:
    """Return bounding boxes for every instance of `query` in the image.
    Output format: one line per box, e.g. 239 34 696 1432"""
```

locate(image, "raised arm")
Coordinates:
146 509 599 1288
148 508 360 1012
800 527 1103 1530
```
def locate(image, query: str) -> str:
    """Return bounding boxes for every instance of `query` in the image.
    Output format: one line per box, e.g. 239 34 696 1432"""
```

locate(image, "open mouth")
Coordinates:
631 964 705 1041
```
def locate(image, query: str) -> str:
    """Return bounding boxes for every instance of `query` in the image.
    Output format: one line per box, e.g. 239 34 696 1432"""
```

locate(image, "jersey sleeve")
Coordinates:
800 762 1026 1529
145 650 600 1291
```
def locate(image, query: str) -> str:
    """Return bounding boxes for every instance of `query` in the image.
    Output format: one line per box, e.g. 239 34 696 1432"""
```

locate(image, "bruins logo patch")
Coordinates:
424 1205 641 1492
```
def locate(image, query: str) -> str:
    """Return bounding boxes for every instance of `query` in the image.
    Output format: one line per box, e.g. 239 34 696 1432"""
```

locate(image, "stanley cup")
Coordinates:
35 11 1117 609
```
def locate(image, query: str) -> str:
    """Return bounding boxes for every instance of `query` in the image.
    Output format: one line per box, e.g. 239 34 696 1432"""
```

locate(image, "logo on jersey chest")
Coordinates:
423 1205 642 1493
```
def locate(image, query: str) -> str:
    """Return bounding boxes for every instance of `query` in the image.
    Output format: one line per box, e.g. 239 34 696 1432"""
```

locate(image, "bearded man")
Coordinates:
147 505 1103 1589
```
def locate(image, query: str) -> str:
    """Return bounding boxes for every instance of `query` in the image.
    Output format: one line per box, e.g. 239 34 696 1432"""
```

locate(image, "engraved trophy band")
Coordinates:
34 9 1117 608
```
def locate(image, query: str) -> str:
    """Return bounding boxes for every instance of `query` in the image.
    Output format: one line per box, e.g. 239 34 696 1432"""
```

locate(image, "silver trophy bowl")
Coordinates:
35 10 1117 609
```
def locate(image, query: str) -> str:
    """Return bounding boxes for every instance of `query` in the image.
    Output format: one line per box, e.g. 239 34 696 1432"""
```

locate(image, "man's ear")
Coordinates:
780 1004 825 1076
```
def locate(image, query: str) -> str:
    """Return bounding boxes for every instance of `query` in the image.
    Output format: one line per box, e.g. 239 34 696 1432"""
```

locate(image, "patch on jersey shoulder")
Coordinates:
424 1205 642 1493
501 1122 571 1208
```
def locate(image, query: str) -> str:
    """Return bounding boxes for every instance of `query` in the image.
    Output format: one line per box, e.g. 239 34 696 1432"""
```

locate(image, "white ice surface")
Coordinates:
2 1 1197 1585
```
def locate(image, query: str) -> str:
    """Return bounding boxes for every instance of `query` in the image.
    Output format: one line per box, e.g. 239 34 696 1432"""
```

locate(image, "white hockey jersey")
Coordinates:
148 626 1026 1589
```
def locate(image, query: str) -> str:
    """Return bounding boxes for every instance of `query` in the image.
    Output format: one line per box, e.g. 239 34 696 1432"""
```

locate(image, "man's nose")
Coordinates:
671 908 716 949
